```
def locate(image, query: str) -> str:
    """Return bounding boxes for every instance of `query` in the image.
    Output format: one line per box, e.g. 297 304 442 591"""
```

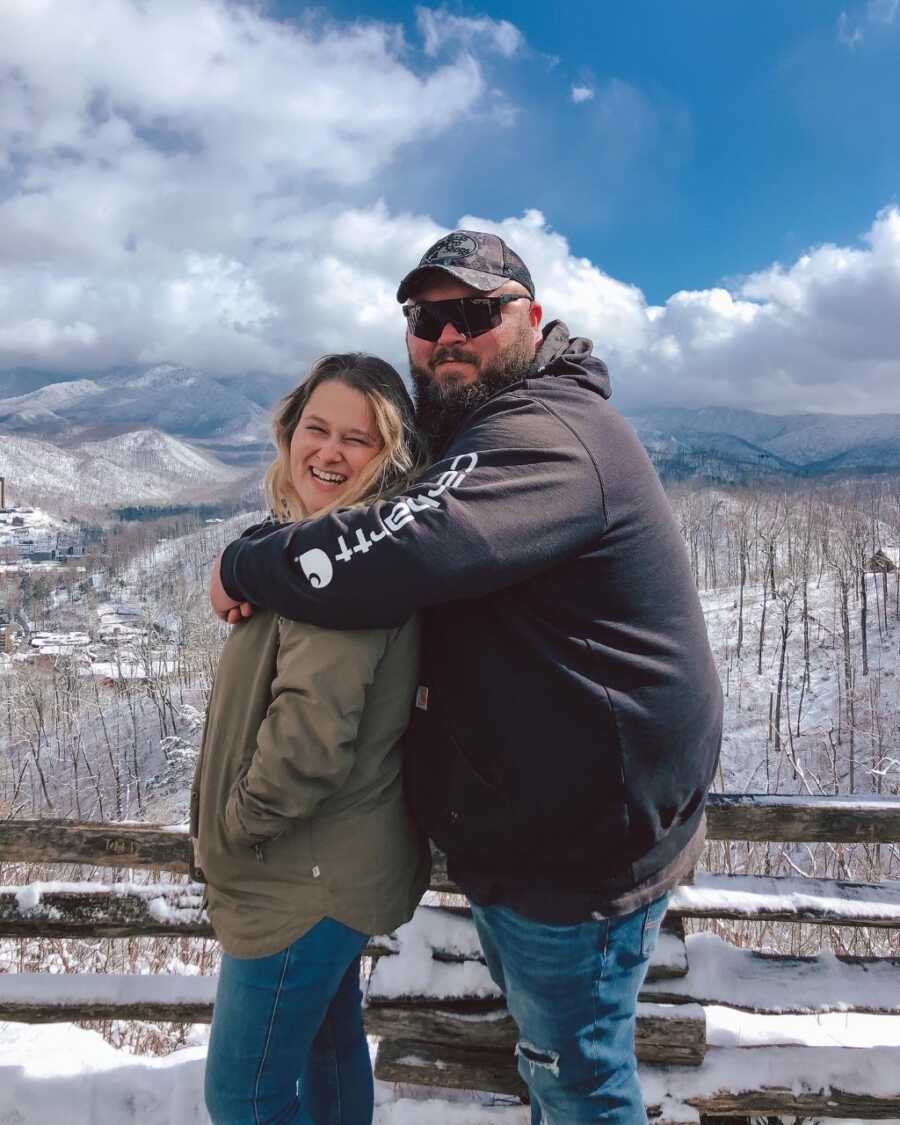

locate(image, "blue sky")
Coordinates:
1 0 899 412
276 0 900 303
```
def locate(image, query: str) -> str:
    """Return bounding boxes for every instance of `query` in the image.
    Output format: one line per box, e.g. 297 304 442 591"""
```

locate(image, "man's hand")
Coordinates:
210 552 254 624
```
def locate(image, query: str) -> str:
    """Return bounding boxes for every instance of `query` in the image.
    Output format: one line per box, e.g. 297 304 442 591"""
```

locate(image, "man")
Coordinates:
211 230 723 1123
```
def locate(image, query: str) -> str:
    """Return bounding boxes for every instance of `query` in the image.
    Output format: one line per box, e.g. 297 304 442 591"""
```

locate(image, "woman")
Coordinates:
190 353 430 1124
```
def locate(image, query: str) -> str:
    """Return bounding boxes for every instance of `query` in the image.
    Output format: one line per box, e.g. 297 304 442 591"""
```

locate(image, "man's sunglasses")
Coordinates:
403 295 529 342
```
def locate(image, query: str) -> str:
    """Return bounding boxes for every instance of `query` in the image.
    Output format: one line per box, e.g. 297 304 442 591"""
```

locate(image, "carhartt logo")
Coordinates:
415 686 429 711
424 233 477 262
295 548 333 589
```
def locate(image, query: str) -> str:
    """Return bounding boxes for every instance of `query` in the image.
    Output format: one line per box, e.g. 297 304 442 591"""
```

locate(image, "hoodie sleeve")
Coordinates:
220 391 607 630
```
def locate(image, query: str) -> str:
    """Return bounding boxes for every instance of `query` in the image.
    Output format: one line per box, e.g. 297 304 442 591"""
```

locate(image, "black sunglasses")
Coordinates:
403 295 529 342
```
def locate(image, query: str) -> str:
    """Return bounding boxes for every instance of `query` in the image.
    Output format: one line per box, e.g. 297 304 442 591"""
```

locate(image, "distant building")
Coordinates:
1 505 88 564
866 549 896 574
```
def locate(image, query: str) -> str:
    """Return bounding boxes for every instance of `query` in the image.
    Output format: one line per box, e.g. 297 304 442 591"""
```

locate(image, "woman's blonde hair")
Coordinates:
264 353 426 521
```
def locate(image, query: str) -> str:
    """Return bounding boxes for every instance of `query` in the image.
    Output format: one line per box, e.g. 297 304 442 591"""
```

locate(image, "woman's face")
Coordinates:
289 380 383 515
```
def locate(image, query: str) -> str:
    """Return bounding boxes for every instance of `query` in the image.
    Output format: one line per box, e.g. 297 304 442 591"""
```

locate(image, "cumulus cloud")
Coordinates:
0 0 488 374
2 2 900 416
416 6 524 58
571 85 595 104
626 206 900 413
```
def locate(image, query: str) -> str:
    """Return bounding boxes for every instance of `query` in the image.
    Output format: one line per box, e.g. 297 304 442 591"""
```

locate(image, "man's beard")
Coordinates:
411 333 536 456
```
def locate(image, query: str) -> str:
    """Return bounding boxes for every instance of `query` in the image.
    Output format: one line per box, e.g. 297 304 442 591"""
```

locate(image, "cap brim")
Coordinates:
396 264 510 303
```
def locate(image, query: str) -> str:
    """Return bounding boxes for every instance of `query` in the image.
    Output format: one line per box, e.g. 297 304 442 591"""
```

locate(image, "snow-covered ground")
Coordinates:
2 1019 898 1124
0 1023 529 1124
699 561 900 799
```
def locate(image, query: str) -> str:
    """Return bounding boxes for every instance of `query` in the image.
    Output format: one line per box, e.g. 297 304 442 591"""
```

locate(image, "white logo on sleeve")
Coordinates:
295 548 333 589
333 452 480 563
293 452 478 587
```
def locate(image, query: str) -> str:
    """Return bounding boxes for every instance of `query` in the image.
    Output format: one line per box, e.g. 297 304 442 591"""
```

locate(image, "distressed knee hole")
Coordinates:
515 1039 560 1078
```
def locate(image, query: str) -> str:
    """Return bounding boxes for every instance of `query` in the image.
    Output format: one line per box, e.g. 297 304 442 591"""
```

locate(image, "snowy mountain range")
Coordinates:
0 365 286 510
0 364 277 447
625 405 900 480
0 429 253 509
4 368 900 512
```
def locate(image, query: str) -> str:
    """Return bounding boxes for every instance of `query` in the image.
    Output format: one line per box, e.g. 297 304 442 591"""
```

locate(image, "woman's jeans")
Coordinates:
205 917 371 1125
470 894 669 1125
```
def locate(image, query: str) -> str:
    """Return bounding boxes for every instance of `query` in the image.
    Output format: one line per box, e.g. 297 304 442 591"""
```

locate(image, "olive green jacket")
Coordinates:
190 611 429 958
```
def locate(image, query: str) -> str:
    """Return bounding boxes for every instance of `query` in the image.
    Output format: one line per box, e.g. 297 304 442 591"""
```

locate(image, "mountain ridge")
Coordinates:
5 369 900 503
624 405 900 479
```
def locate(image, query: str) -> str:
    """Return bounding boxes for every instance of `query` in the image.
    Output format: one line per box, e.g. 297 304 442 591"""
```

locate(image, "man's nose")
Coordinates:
436 318 468 345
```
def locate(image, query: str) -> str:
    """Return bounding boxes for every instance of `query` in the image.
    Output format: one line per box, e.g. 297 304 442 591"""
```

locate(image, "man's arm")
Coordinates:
220 395 606 629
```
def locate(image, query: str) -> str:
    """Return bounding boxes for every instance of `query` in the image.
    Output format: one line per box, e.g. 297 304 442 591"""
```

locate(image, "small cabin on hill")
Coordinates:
866 548 896 573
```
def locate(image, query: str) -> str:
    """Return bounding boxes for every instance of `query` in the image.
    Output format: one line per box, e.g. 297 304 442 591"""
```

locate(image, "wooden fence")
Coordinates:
1 793 900 1121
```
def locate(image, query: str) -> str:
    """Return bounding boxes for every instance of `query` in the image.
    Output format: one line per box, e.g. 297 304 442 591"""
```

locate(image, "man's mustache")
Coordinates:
431 346 480 369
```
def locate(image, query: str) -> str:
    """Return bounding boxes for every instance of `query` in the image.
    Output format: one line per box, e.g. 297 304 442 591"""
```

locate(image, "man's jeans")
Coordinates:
470 895 668 1124
205 917 371 1125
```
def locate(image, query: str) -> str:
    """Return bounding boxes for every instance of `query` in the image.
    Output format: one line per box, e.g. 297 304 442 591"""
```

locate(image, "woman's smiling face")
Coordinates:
289 379 383 515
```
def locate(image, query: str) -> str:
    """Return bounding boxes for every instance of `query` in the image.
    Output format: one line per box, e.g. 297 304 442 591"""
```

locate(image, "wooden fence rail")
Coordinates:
3 793 900 876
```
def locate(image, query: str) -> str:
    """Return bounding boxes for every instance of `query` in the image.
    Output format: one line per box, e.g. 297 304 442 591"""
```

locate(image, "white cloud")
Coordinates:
2 2 900 416
416 6 524 58
628 206 900 413
0 0 490 375
571 85 595 104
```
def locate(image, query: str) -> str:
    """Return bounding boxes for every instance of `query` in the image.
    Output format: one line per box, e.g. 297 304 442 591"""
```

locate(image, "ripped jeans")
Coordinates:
470 895 668 1124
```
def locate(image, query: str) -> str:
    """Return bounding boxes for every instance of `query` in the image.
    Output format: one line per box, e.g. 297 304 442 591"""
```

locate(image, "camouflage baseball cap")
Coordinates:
396 230 535 302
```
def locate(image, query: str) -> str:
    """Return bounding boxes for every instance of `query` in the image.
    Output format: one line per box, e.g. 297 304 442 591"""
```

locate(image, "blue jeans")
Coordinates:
471 895 668 1124
205 917 372 1125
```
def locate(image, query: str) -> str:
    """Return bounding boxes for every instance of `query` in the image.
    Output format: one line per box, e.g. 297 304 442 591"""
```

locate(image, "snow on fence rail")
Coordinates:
2 794 900 1122
3 873 900 939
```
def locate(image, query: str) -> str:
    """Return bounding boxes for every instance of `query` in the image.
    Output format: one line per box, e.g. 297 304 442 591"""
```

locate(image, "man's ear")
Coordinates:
530 301 543 344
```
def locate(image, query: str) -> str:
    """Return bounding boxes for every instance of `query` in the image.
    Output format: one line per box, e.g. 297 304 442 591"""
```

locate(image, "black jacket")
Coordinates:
221 323 723 896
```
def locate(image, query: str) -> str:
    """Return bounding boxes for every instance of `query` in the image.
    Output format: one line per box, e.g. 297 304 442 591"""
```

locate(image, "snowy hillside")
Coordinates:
0 379 102 426
0 364 271 445
628 405 900 477
664 487 900 815
764 415 900 465
0 505 69 550
80 430 241 482
0 429 252 508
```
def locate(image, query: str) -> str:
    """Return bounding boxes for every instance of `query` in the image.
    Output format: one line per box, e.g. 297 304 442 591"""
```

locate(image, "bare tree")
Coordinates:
773 579 797 757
